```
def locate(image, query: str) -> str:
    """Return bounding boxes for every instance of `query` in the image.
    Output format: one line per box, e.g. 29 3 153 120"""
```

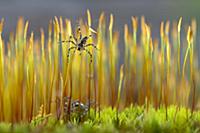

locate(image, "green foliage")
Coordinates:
1 106 199 133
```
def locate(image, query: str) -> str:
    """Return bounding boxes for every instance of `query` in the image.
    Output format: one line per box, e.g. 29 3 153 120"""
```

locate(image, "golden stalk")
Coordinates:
0 13 198 123
177 17 182 76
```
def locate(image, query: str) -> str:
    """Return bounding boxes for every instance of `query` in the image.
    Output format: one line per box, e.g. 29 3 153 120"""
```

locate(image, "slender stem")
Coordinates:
182 46 190 78
87 60 92 116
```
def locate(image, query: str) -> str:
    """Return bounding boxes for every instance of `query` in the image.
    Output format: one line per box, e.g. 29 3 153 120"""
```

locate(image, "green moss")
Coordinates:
0 106 200 133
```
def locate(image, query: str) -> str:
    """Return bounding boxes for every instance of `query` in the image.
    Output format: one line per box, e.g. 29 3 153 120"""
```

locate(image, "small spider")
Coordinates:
63 97 93 118
60 26 98 63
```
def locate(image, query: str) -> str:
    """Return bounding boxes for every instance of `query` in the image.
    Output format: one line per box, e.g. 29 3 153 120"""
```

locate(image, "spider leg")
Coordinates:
84 48 93 63
61 40 76 46
69 35 77 42
73 36 78 42
59 35 77 46
67 46 76 62
84 43 98 50
77 26 82 40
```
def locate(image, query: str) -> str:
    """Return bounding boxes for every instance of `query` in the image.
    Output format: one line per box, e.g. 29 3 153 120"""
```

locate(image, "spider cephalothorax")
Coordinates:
61 26 98 63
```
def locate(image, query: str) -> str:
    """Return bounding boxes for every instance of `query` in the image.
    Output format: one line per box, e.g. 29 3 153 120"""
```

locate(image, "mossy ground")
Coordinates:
0 106 200 133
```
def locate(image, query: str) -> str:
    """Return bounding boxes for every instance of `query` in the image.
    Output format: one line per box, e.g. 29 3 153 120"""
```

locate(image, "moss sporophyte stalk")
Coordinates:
0 10 199 132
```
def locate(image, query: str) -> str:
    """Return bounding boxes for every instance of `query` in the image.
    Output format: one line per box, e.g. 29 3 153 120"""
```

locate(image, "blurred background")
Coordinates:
0 0 199 44
0 0 200 113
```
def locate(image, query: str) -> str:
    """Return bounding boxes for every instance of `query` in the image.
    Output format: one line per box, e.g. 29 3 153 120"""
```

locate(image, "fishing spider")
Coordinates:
61 26 98 63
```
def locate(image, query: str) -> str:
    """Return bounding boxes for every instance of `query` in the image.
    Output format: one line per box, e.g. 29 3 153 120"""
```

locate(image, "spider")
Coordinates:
63 96 93 118
60 26 98 63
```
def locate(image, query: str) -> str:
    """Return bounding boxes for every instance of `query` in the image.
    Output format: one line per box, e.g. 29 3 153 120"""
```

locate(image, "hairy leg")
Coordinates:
71 35 78 42
77 26 82 40
61 40 76 46
59 35 77 46
67 46 76 62
84 49 93 63
84 43 98 50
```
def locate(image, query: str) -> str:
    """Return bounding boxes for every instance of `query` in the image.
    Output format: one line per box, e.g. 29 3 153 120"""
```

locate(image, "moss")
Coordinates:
0 106 199 133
